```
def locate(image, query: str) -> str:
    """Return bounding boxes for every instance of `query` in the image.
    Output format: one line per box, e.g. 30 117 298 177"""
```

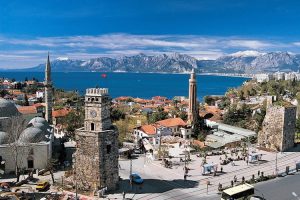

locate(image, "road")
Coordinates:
255 173 300 200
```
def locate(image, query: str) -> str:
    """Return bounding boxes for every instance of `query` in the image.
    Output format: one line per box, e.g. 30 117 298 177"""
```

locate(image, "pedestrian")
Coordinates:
221 166 223 173
231 161 235 166
234 175 237 183
122 191 126 200
184 174 187 181
258 170 260 176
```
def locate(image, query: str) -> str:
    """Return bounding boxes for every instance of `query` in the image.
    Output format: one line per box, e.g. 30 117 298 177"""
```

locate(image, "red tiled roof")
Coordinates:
157 118 187 127
193 140 206 148
53 108 71 118
18 106 37 114
115 96 132 101
140 124 157 135
134 98 151 104
199 106 223 121
152 96 167 101
32 103 46 108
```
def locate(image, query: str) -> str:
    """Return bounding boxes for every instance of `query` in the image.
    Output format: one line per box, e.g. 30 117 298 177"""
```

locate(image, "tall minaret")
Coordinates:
188 68 197 124
45 53 53 124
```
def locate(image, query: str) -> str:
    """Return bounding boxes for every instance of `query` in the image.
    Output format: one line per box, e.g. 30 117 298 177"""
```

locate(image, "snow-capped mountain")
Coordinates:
23 51 300 74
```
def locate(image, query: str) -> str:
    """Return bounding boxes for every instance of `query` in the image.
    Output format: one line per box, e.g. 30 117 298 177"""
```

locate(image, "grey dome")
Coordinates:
0 98 20 118
28 117 49 126
18 127 47 143
0 131 9 145
30 122 48 131
28 119 50 131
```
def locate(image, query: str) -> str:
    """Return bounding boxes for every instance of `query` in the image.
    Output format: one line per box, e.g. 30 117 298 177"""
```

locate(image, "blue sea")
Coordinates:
0 72 249 101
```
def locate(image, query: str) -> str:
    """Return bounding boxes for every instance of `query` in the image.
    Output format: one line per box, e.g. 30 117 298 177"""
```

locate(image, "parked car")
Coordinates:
36 181 50 191
130 173 144 184
0 187 10 192
133 149 142 154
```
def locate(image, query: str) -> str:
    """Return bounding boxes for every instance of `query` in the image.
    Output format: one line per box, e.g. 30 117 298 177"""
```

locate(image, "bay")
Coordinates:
0 72 249 101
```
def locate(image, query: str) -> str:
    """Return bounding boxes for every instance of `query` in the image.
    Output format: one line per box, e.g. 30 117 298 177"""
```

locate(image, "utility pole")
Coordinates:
275 150 278 175
73 155 78 200
129 158 133 190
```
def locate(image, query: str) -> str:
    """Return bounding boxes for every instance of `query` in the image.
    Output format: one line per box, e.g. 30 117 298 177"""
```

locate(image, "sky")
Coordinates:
1 0 300 68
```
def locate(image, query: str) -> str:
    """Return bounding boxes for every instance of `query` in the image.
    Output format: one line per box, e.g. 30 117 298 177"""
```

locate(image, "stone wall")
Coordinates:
75 128 119 191
282 107 296 151
258 105 296 151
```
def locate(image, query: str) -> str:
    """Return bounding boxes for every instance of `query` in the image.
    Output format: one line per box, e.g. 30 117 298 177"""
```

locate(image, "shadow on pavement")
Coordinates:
112 178 199 194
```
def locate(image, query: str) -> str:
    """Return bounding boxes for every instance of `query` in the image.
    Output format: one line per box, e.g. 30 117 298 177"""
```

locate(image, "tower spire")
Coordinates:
188 68 197 124
45 53 53 124
45 52 51 84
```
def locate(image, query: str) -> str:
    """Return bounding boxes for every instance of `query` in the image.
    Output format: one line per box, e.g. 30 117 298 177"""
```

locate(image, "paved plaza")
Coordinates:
1 144 299 200
107 144 300 200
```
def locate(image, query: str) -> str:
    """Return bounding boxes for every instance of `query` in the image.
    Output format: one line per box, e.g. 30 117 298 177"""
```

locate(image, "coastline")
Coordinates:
0 69 254 79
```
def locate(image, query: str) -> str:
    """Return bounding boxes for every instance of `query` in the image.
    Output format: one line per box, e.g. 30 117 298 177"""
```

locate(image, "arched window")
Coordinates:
91 123 95 131
91 98 94 102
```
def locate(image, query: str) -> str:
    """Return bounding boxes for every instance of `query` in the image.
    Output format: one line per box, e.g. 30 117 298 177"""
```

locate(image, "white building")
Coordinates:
133 124 172 145
0 98 52 174
156 118 192 139
273 72 285 80
36 91 44 99
205 120 257 149
254 74 272 83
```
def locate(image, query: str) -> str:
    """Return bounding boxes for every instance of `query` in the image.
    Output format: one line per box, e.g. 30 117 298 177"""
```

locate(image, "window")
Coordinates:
27 157 34 169
107 145 111 154
91 123 95 131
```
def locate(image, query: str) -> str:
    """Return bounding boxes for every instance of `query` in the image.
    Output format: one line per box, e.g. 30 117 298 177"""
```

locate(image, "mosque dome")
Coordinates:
0 131 10 145
18 127 47 143
0 98 20 118
30 122 48 131
28 117 49 126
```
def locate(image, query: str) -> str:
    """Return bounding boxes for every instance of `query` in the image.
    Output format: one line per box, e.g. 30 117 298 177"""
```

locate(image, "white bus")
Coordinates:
221 183 255 200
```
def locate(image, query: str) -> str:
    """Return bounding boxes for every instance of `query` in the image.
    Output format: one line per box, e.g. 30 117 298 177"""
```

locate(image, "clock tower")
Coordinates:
75 88 119 191
84 88 111 132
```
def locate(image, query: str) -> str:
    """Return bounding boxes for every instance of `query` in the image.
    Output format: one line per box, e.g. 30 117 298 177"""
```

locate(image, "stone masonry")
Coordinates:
75 88 119 191
258 105 296 151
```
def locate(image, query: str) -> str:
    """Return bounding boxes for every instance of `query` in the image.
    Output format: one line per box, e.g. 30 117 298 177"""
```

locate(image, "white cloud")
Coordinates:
293 42 300 46
226 39 272 49
0 33 298 68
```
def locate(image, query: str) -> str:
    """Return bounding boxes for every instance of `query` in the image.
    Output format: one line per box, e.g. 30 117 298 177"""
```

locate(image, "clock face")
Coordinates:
90 110 97 118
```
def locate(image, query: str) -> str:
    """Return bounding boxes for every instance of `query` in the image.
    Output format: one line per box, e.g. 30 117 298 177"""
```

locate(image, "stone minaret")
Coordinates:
75 88 119 191
188 69 197 123
45 53 53 124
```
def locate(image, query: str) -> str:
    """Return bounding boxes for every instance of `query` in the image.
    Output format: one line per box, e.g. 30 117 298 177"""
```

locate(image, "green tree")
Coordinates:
60 109 84 138
111 107 126 122
147 107 168 124
204 96 215 105
0 90 9 98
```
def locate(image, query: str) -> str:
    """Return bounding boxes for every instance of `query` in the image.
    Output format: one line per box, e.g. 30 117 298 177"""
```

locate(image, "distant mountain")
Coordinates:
20 51 300 74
